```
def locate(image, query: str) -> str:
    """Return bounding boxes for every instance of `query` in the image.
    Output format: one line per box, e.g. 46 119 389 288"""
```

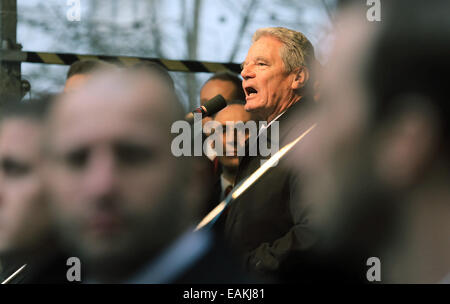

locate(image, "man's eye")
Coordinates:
115 143 153 166
257 62 267 66
1 159 31 177
2 160 30 177
64 149 88 169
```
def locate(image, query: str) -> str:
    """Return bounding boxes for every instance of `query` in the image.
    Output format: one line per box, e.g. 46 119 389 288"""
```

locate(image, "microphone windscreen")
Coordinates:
203 94 227 116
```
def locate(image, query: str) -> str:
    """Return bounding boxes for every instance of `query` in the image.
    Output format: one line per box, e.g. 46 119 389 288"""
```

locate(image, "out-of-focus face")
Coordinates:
241 35 297 121
45 73 185 277
214 104 253 169
64 74 91 93
295 9 381 247
200 79 240 126
0 119 49 256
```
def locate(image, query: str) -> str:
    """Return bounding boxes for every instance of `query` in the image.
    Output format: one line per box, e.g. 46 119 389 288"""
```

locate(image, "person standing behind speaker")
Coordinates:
204 100 254 220
200 72 246 168
200 71 246 127
198 72 247 217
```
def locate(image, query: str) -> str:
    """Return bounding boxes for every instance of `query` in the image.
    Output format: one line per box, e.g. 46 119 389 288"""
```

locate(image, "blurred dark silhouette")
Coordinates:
286 0 450 283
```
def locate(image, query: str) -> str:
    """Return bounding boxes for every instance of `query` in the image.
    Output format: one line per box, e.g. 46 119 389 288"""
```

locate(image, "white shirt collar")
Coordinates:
220 174 234 200
204 141 217 161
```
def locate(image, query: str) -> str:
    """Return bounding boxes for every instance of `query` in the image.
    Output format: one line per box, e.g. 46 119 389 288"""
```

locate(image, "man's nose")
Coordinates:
84 150 117 198
241 64 255 80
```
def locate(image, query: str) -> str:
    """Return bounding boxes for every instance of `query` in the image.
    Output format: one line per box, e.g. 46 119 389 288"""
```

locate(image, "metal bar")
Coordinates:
0 50 242 74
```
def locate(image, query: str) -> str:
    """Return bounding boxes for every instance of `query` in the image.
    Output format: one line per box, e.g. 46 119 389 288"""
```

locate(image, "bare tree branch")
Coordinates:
228 0 258 62
184 0 203 109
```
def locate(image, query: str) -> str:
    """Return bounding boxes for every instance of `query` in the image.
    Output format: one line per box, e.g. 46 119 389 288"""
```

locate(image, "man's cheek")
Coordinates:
125 173 170 200
49 169 78 196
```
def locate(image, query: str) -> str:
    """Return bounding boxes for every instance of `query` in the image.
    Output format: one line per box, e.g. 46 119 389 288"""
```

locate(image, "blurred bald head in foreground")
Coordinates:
297 0 450 283
44 68 201 282
64 60 117 93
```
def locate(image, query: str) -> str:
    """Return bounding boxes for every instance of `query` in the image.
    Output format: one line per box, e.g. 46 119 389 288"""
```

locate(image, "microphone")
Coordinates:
185 94 227 123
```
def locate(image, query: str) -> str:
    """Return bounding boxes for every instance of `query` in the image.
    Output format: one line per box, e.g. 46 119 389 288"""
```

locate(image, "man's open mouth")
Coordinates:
245 86 258 97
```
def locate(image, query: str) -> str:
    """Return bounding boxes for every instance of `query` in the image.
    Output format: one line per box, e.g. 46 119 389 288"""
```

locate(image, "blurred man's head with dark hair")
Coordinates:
200 71 245 126
200 71 245 105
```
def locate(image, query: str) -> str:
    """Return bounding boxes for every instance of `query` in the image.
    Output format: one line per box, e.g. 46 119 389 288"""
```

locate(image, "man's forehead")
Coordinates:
252 35 283 49
56 78 167 118
0 119 41 138
46 109 168 152
51 94 173 144
243 37 282 64
0 120 42 155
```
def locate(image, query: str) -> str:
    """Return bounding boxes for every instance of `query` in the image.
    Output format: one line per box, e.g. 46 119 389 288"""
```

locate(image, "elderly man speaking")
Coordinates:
222 27 317 278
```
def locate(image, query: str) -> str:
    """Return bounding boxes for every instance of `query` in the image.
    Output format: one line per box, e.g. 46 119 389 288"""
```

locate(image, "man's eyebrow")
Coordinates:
255 56 269 62
241 56 269 69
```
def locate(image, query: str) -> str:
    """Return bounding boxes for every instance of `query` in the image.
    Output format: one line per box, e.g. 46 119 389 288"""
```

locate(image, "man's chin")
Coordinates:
80 238 153 282
244 101 266 120
244 99 259 112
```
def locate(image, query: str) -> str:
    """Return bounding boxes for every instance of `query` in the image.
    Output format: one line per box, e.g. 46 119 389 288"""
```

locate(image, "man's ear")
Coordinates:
291 66 310 90
375 99 438 189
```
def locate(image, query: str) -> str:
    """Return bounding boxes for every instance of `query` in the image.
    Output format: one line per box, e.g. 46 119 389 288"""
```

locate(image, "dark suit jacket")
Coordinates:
124 229 263 284
173 230 263 284
223 98 317 277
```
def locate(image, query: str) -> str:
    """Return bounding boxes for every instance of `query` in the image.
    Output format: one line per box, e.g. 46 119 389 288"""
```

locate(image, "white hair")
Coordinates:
253 27 316 73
